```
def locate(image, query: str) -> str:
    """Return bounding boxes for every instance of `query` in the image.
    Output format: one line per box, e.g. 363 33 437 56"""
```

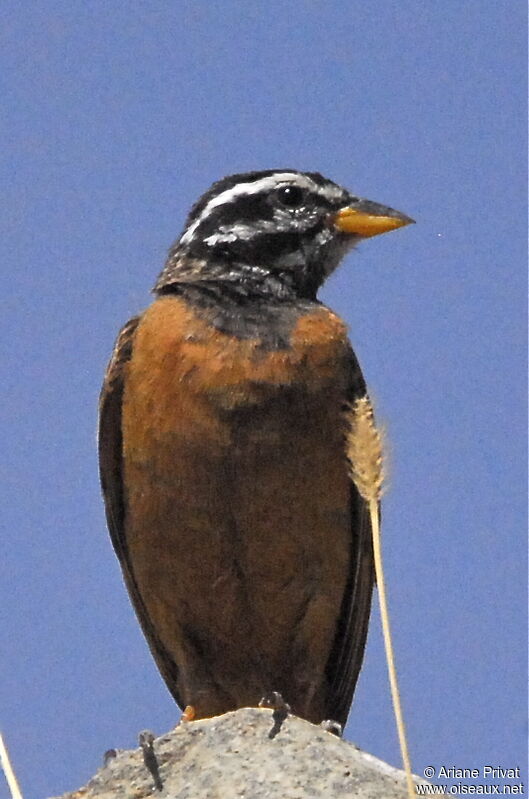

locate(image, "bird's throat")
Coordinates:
156 279 317 349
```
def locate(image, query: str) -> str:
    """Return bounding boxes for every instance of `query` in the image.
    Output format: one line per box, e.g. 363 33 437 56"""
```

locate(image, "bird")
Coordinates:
98 169 413 728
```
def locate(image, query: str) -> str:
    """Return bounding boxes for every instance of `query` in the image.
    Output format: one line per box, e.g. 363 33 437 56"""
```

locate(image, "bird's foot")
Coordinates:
181 704 196 723
259 690 291 714
259 691 291 739
138 730 163 791
320 719 343 737
102 748 119 766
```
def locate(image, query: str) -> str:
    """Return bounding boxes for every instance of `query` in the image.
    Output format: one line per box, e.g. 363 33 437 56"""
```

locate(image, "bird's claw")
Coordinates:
258 690 291 714
259 691 290 739
181 704 196 722
320 719 343 737
138 730 163 791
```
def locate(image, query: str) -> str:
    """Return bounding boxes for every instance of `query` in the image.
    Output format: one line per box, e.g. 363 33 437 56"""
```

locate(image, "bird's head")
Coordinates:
155 170 413 300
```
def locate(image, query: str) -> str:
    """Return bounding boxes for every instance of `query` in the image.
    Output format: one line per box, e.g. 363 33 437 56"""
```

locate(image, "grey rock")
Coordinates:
50 707 425 798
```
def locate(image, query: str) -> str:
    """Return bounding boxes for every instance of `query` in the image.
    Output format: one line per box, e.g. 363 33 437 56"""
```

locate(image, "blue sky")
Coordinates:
1 2 526 797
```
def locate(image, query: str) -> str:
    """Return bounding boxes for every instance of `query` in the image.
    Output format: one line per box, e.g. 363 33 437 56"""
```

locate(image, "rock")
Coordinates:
51 707 424 798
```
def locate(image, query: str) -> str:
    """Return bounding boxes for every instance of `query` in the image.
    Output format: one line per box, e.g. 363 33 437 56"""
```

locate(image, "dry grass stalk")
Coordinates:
347 395 415 799
346 395 385 504
0 733 23 799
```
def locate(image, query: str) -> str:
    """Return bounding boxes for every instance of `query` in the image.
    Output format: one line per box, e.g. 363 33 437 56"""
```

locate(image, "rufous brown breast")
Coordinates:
119 294 358 722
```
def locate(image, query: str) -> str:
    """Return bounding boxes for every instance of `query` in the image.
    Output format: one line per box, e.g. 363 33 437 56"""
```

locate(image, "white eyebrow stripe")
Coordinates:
179 172 346 245
204 221 277 245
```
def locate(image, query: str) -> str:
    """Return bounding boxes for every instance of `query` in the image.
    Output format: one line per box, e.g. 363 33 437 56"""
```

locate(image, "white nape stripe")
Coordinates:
180 172 345 246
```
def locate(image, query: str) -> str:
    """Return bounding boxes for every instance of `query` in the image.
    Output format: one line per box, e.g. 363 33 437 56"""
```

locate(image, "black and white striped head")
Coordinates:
155 170 413 300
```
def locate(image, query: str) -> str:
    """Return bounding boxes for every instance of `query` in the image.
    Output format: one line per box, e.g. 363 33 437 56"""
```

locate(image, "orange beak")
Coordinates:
333 200 414 238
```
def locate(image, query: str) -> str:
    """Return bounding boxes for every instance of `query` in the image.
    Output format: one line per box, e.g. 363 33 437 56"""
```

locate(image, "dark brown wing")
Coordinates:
324 356 376 727
98 316 183 706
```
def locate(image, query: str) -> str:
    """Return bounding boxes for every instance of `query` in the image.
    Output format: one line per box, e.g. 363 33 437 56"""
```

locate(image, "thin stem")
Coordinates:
0 733 23 799
369 498 415 799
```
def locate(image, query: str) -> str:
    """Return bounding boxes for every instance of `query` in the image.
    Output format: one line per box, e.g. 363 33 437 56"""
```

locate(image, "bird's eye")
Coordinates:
276 185 305 208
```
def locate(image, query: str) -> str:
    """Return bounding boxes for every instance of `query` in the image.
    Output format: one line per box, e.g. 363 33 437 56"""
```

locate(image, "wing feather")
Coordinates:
98 316 183 705
324 352 376 726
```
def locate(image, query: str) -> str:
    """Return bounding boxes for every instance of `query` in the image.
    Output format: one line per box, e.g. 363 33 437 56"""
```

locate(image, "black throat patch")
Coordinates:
159 282 317 350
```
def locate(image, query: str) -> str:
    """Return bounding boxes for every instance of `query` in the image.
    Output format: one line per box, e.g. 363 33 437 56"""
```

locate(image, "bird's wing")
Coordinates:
98 315 183 705
324 358 376 727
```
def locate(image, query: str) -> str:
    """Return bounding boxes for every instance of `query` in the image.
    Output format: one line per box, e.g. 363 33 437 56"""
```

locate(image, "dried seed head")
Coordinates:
346 395 385 503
